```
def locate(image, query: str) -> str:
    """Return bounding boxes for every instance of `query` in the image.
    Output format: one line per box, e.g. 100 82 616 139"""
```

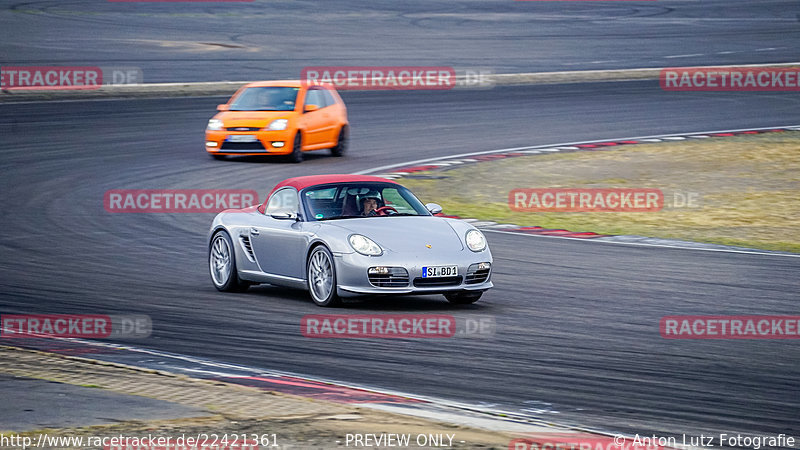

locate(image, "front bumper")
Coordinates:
205 129 295 155
334 251 493 297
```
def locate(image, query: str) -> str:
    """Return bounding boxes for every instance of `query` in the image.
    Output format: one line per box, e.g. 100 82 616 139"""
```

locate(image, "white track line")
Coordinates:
484 229 800 258
354 125 800 175
356 125 800 258
23 337 588 433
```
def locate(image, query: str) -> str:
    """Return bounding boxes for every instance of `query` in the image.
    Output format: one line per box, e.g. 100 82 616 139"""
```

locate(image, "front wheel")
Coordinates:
444 291 482 304
330 125 348 157
209 231 250 292
289 132 304 163
307 246 341 306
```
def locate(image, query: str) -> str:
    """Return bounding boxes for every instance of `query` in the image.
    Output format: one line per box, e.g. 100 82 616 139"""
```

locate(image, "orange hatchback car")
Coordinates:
205 80 349 163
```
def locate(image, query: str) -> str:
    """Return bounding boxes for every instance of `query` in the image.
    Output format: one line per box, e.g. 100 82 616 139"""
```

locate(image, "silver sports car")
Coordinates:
208 174 493 306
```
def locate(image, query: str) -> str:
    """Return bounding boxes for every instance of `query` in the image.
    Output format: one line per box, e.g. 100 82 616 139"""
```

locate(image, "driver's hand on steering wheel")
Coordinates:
374 205 398 216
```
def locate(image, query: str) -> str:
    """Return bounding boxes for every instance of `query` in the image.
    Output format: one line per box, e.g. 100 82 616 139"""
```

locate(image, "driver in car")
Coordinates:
361 192 380 216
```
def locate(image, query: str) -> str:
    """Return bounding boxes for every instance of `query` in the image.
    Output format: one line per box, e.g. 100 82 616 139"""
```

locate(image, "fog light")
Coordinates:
477 262 491 270
368 266 390 275
206 142 218 147
272 141 285 148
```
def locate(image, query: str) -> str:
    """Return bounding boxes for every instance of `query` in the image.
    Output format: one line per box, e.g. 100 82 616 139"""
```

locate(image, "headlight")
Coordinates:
265 119 288 131
207 119 224 131
349 234 382 256
465 229 486 252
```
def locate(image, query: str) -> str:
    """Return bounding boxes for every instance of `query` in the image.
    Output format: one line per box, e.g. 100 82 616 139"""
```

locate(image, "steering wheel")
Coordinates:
374 206 398 216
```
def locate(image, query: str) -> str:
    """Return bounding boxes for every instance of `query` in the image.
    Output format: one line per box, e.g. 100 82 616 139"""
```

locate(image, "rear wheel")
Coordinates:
307 246 341 306
330 125 348 157
444 291 482 304
209 231 250 292
289 132 304 163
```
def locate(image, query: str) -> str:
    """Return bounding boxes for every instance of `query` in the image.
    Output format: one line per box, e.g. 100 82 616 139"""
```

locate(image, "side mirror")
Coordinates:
217 104 230 112
304 104 320 113
425 203 443 215
271 211 298 220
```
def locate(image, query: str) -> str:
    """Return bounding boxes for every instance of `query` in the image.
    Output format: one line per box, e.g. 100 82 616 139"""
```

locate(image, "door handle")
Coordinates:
250 228 260 236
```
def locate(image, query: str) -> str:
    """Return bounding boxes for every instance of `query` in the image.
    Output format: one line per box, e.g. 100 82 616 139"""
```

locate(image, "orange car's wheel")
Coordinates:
210 154 226 161
289 132 304 164
331 125 348 157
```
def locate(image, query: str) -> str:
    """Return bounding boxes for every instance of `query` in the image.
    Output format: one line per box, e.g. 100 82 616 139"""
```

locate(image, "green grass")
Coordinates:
402 131 800 253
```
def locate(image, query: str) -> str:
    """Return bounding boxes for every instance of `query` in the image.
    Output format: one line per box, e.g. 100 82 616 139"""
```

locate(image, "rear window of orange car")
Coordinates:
321 89 336 107
305 88 337 109
304 89 325 108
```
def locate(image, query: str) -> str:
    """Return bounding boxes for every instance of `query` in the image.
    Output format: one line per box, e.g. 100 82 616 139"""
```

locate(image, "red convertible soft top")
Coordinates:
266 174 400 199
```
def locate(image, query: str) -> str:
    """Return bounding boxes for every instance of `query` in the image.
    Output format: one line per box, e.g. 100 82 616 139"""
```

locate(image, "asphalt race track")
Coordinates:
1 81 799 438
1 0 799 82
2 0 800 442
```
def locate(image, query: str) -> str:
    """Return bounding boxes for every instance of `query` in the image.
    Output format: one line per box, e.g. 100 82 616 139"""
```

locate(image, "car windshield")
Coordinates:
302 183 431 221
229 87 299 111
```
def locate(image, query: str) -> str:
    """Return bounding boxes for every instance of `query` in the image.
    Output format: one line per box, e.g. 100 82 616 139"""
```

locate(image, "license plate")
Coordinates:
422 265 458 278
226 135 258 143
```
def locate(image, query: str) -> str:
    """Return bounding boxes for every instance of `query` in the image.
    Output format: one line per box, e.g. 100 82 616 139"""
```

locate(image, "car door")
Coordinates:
301 88 330 147
249 188 310 279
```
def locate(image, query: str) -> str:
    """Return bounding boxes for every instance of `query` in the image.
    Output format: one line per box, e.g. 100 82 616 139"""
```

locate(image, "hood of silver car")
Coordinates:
325 216 465 253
